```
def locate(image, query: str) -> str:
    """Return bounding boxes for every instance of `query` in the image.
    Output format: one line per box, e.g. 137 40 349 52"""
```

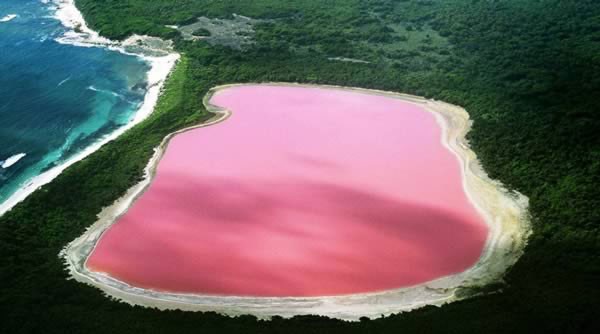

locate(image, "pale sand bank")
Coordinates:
62 83 531 321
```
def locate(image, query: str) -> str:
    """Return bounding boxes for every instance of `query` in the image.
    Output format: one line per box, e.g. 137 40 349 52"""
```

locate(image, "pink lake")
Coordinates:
87 85 488 297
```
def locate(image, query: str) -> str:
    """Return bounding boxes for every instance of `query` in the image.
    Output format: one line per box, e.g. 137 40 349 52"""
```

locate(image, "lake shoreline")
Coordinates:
61 83 531 321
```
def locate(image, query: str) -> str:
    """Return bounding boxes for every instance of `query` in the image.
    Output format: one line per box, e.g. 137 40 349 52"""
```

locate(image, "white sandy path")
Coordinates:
62 83 531 321
0 0 180 216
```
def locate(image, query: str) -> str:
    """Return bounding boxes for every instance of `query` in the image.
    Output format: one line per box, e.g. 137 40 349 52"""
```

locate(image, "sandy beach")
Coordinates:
0 0 180 216
62 83 531 321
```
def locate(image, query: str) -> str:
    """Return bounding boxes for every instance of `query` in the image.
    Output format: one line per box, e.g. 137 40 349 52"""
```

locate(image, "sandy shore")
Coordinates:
0 0 180 216
61 83 531 321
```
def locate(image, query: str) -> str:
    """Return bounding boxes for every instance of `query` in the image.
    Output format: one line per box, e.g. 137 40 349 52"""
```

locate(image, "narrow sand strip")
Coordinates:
61 83 531 321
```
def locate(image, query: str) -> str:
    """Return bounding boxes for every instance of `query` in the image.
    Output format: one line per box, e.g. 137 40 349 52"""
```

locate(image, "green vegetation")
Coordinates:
1 0 599 333
192 28 211 37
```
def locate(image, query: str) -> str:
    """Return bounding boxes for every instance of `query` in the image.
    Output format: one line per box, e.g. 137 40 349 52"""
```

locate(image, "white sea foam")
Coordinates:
0 1 180 216
87 86 127 99
57 76 70 86
1 153 27 169
52 0 114 47
0 14 18 23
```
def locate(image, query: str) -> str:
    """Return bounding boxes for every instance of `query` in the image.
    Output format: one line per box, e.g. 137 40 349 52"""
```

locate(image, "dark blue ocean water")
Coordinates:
0 0 149 203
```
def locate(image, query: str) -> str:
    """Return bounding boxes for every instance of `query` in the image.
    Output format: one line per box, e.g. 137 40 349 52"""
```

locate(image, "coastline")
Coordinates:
0 0 180 216
62 83 531 321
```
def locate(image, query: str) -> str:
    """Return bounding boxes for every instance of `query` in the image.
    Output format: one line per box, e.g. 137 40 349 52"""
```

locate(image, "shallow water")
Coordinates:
0 0 149 202
88 85 488 297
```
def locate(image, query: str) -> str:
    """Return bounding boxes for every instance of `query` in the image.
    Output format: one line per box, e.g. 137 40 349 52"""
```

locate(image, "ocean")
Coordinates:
0 0 150 207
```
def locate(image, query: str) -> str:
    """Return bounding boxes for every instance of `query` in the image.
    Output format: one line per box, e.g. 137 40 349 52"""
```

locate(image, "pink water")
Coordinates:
87 85 488 297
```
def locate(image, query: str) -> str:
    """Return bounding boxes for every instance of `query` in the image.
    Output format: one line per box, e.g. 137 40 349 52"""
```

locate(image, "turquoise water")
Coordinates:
0 0 150 203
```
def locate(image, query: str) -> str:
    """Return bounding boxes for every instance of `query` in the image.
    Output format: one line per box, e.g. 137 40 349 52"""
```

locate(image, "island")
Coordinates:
1 0 597 333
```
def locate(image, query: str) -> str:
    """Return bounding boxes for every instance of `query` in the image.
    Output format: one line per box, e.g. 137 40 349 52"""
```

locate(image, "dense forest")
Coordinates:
1 0 599 333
